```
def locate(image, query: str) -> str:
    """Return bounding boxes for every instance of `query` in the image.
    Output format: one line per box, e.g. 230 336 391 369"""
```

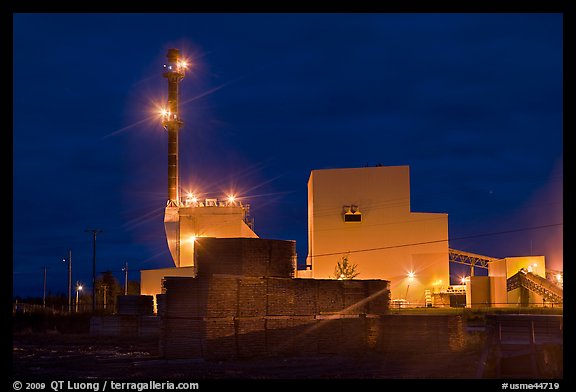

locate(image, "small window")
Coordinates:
343 205 362 222
344 213 362 222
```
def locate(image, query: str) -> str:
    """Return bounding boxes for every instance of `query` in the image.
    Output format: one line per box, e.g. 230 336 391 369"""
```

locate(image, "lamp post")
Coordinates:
75 282 83 313
122 262 128 296
405 271 415 302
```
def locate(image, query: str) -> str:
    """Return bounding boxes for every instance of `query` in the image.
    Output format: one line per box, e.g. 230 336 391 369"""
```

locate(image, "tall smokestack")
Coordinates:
162 48 186 206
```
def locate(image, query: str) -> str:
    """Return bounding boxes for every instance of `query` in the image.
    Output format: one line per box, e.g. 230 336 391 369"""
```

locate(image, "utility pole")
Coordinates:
122 261 129 295
42 266 47 308
85 229 103 312
63 250 72 313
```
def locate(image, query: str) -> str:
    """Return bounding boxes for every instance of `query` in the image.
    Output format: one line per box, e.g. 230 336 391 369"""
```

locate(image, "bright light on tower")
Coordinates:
227 194 237 204
460 276 468 284
407 271 415 279
177 60 189 70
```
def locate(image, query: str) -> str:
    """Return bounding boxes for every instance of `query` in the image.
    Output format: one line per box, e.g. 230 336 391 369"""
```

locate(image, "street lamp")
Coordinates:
75 282 83 313
405 271 415 301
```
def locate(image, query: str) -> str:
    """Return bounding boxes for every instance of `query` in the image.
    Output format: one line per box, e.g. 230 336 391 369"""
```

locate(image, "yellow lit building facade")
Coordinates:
305 166 449 305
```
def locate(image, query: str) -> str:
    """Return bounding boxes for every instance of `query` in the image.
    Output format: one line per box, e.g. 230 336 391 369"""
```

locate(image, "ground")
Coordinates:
13 333 482 379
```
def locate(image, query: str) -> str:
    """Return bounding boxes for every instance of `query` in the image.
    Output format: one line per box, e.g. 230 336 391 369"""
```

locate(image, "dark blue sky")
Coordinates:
13 13 563 297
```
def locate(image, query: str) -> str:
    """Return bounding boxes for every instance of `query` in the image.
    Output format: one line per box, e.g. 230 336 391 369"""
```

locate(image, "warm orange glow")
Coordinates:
77 285 83 291
188 235 197 243
159 107 170 118
177 60 189 70
460 276 468 284
186 192 198 203
227 194 237 204
556 273 562 282
407 271 415 279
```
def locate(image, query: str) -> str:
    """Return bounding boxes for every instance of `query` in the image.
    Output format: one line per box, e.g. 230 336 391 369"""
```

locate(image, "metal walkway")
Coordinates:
448 248 499 271
507 270 563 303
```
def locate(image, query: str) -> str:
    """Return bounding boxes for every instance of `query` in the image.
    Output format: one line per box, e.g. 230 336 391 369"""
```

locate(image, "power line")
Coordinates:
307 222 562 260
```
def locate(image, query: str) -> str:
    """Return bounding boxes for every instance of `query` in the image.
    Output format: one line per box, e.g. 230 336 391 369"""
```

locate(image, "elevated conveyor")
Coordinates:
507 270 563 303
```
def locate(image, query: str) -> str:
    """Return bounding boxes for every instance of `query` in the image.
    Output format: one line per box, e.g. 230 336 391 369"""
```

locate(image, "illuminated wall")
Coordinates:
306 166 449 305
165 203 258 268
140 266 196 311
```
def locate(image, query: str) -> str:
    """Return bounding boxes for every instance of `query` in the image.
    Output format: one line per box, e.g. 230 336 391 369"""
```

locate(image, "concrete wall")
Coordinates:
307 166 449 305
466 276 491 308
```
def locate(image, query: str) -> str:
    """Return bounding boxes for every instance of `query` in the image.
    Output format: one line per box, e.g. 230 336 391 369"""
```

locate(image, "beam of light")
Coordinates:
138 247 171 265
241 173 287 195
102 116 156 139
192 162 269 195
266 285 390 354
106 63 270 140
103 98 172 140
180 62 275 108
179 72 255 108
122 206 166 231
239 190 296 200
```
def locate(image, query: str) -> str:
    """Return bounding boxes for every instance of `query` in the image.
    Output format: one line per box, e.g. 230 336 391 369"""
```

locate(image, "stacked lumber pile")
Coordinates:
159 237 390 360
161 274 390 359
195 238 295 278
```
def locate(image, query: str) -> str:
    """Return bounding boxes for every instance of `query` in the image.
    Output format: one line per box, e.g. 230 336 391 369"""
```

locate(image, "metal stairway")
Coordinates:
507 271 563 303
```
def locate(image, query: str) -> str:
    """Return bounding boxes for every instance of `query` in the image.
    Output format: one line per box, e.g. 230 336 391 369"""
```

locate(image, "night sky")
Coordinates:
13 13 563 297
